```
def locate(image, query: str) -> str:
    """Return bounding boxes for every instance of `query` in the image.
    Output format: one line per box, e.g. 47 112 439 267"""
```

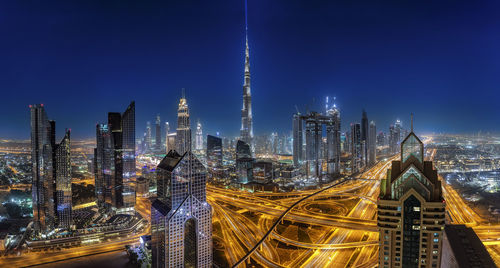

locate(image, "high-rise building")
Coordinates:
155 114 161 152
292 113 303 165
350 123 362 173
152 150 212 268
206 135 222 168
293 103 341 179
176 92 191 155
236 140 254 184
240 20 254 152
368 121 376 166
95 124 114 212
54 129 72 229
145 121 152 153
30 104 56 233
361 109 369 166
166 132 176 153
378 127 445 268
30 104 73 232
195 121 203 151
164 121 170 151
389 120 402 154
94 101 136 214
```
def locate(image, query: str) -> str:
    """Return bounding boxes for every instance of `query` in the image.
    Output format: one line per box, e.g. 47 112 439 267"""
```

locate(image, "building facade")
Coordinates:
378 130 445 268
152 150 212 268
368 120 377 166
54 130 72 229
350 123 362 173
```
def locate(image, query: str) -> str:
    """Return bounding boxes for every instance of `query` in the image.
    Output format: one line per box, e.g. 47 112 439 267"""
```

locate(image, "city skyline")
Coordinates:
1 0 500 139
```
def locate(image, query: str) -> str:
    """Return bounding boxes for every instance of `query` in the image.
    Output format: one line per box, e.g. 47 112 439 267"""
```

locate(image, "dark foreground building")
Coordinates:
441 224 495 268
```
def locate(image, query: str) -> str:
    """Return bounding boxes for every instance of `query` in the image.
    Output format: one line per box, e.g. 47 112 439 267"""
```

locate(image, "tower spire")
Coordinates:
411 113 414 132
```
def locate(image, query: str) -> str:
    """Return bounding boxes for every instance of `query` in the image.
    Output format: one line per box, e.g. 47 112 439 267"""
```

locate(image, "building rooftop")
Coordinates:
444 224 496 268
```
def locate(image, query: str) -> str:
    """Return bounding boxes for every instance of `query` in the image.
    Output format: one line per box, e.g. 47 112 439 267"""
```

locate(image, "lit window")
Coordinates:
413 207 420 212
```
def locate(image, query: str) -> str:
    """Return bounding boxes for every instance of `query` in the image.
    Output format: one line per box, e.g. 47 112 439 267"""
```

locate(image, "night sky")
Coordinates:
1 0 499 140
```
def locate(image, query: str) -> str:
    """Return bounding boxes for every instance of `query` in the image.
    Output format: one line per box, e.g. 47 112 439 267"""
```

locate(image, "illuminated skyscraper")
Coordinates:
152 150 212 268
30 104 55 233
54 129 72 229
146 121 152 153
350 123 362 173
368 121 376 166
164 121 170 151
94 101 136 214
378 125 445 268
195 120 203 150
176 92 191 155
155 114 161 152
240 17 254 152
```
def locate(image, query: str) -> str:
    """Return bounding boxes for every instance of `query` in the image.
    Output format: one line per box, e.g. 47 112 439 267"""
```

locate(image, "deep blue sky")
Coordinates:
1 0 499 140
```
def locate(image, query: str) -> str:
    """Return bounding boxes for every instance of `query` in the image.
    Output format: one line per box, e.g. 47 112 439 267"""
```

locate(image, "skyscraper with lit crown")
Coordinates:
176 91 191 155
195 120 203 150
378 120 445 268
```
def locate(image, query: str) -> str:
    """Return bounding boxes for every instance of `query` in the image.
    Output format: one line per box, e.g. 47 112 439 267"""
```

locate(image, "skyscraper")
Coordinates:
30 104 73 233
293 106 341 178
206 135 222 168
240 14 254 152
361 109 369 166
389 119 402 154
146 121 152 153
236 140 254 183
30 104 55 233
378 125 445 268
350 123 362 173
164 121 170 152
368 121 376 166
195 120 203 151
54 129 72 229
176 92 191 155
292 113 303 165
94 101 136 214
152 150 212 268
155 114 161 152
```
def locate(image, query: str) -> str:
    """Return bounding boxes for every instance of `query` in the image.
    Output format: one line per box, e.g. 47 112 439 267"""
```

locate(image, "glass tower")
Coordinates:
30 104 55 233
152 150 212 268
94 101 135 214
54 129 72 229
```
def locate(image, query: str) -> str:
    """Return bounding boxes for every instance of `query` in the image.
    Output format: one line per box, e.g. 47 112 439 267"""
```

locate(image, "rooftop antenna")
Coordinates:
181 88 185 99
245 0 248 34
410 113 414 132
